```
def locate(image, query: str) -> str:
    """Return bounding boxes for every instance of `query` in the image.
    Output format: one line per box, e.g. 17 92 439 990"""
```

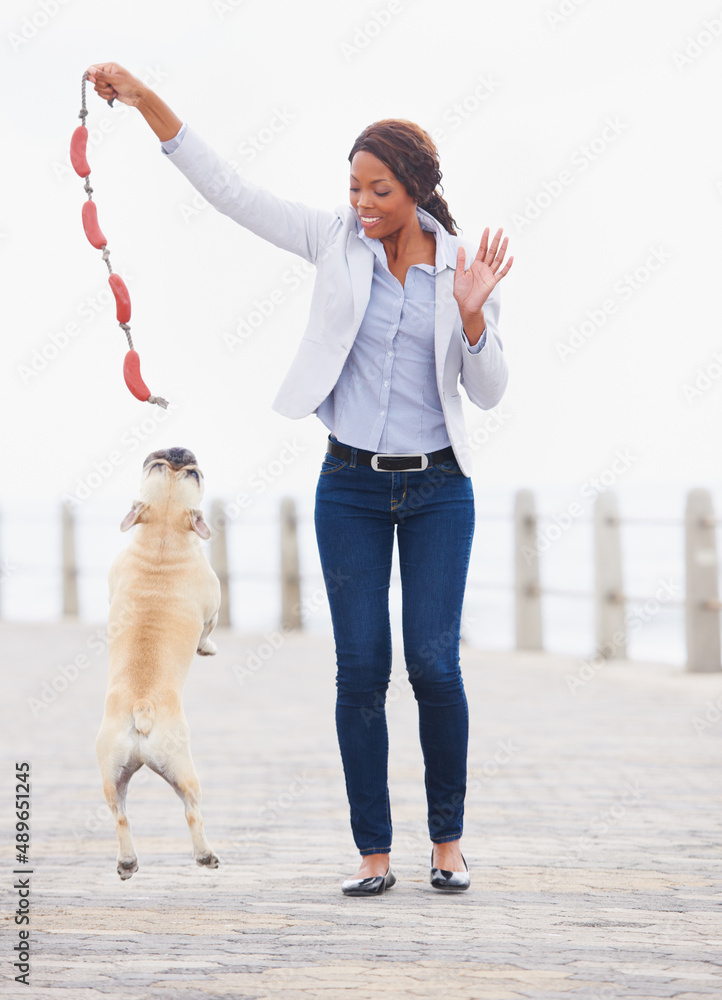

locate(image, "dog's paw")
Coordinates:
197 640 217 656
117 856 138 880
196 850 220 869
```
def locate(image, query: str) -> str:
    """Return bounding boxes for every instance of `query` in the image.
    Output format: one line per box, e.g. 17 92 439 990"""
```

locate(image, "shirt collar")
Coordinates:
354 205 458 272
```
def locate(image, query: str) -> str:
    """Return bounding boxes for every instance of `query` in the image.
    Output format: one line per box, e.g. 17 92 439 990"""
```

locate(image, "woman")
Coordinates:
87 63 513 895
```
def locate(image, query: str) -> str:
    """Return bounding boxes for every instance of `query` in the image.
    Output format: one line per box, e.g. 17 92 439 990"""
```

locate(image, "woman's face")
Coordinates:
349 150 417 239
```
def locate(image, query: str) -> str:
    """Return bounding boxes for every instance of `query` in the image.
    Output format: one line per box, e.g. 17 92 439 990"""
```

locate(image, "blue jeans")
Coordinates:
314 441 475 855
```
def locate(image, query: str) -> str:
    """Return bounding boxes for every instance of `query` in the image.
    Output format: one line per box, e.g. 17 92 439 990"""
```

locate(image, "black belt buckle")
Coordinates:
370 453 429 472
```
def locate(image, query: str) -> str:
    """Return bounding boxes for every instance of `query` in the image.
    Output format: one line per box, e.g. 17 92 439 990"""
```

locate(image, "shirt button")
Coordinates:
379 410 385 416
383 380 389 387
387 351 394 358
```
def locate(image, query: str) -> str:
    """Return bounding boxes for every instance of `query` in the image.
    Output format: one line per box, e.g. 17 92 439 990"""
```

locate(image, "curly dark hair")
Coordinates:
348 119 458 236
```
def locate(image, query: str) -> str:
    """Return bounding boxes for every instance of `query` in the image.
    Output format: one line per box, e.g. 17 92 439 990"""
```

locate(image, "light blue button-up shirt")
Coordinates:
317 213 485 453
317 218 441 452
162 124 486 454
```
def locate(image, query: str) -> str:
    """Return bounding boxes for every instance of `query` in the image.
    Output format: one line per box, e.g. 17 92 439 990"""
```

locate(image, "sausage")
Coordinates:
123 349 151 402
81 200 106 249
108 273 131 324
70 125 91 178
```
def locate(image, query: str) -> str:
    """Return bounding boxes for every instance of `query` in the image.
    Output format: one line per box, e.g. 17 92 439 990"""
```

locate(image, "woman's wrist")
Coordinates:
135 86 183 143
460 309 486 346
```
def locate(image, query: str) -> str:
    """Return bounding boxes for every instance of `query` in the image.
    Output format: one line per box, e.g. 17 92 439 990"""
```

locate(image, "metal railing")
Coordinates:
4 488 721 673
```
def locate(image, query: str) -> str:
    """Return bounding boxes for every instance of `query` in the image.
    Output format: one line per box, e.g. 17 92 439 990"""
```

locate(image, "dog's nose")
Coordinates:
143 447 199 471
166 447 198 469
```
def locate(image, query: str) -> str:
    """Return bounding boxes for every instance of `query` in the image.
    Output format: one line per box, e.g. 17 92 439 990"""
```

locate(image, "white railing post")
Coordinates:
210 499 231 628
685 488 721 672
594 491 627 659
280 497 302 631
62 502 79 618
514 489 542 650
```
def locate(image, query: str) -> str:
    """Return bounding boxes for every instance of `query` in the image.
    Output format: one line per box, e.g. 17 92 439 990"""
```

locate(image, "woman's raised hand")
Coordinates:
85 64 182 142
453 227 514 321
86 63 146 108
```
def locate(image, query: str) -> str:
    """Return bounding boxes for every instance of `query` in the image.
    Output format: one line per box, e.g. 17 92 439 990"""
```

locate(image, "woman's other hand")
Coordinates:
454 228 513 344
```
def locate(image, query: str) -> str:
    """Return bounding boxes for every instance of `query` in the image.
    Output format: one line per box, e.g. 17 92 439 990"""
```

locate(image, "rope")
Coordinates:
79 71 88 121
120 324 133 350
74 71 166 407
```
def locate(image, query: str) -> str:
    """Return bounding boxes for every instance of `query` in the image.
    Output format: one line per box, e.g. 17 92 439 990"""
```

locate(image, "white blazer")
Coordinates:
166 127 509 476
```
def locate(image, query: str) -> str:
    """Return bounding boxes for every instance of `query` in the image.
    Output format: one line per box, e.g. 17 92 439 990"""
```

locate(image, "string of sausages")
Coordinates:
72 72 168 408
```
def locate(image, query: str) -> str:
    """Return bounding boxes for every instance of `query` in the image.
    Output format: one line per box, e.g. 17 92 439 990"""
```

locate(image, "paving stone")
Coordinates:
1 621 721 998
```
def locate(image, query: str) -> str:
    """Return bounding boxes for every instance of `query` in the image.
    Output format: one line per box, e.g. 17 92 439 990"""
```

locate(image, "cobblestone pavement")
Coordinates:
2 620 721 999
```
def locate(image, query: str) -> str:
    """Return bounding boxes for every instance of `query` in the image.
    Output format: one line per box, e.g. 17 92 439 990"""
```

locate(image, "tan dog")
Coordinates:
96 447 221 879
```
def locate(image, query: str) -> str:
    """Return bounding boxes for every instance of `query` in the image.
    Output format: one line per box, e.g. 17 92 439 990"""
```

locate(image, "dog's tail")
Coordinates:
132 699 156 736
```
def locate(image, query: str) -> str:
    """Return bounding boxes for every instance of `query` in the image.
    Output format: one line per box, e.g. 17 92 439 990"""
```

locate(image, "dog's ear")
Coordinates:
120 501 147 532
189 509 211 540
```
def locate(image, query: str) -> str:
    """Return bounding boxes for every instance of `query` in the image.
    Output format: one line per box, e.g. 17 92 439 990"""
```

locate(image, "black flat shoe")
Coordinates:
430 850 470 891
341 868 396 896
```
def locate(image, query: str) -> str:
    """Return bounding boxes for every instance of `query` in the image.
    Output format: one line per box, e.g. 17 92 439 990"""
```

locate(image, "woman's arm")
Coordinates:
86 63 339 264
459 283 509 409
86 63 182 142
453 227 513 346
165 127 338 263
452 227 512 407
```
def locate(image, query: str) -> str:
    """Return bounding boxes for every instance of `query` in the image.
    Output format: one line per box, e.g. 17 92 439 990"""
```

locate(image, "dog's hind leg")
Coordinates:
100 760 143 879
147 722 219 869
97 723 143 879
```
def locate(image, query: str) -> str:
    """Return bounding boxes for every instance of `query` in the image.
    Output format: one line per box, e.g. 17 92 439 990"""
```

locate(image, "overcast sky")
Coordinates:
2 0 721 514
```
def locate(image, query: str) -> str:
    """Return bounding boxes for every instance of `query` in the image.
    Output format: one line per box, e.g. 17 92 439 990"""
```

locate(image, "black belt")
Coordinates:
327 437 456 472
